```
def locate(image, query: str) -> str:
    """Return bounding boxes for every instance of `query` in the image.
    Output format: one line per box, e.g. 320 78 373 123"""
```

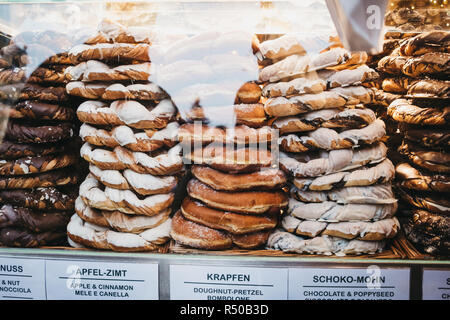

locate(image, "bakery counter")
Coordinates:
0 246 448 300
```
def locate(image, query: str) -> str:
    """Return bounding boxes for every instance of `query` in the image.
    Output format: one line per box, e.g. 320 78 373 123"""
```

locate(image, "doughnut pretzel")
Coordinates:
290 183 397 205
80 122 178 152
280 142 388 178
69 43 151 64
79 174 175 216
0 153 78 176
0 167 79 189
88 164 178 196
67 214 171 252
9 101 76 121
279 119 386 153
5 120 75 144
0 187 76 211
181 197 278 234
80 143 183 176
0 204 71 232
292 158 395 191
187 179 288 214
75 197 170 234
287 198 397 222
76 99 176 130
267 230 385 255
272 107 377 134
170 211 271 250
65 61 152 82
191 165 286 191
281 215 400 240
396 162 450 193
388 99 450 126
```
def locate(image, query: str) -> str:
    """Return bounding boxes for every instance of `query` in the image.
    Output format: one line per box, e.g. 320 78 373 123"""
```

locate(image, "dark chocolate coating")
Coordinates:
10 100 75 121
19 83 69 102
5 120 75 143
0 139 76 159
0 227 66 247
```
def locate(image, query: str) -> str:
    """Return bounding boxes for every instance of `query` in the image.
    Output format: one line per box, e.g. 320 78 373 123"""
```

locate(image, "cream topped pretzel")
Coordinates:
75 197 170 234
79 122 179 152
281 216 400 240
76 99 176 129
89 164 178 196
79 174 174 216
65 60 152 82
292 158 395 191
280 142 388 178
267 230 385 256
80 143 183 176
287 198 397 222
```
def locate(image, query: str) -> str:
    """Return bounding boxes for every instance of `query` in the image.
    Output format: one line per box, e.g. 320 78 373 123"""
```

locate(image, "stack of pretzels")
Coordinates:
256 33 400 256
65 21 181 252
381 31 450 256
167 31 288 250
0 31 83 247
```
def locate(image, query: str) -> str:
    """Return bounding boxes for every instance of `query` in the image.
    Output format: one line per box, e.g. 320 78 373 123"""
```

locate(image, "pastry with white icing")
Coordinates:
89 164 178 196
67 214 171 252
267 230 385 256
65 60 152 82
292 158 395 191
279 119 386 153
76 99 176 130
80 142 183 176
75 197 170 233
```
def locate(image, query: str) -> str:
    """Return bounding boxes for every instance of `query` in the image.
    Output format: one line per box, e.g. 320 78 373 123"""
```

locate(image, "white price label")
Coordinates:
170 265 288 300
45 260 159 300
0 257 46 300
422 269 450 300
288 266 410 300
